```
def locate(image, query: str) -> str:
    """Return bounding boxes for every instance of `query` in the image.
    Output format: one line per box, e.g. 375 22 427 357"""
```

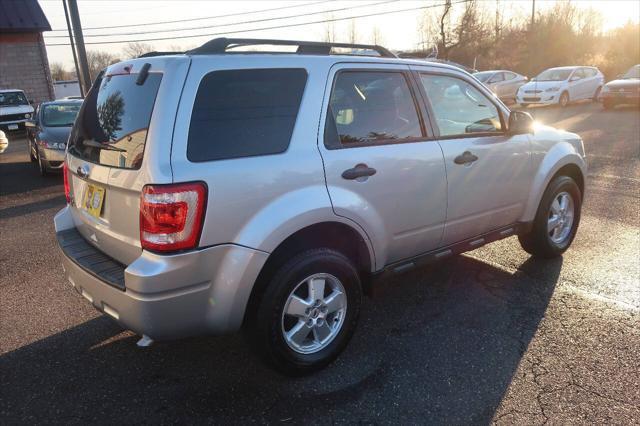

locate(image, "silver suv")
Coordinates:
55 39 586 374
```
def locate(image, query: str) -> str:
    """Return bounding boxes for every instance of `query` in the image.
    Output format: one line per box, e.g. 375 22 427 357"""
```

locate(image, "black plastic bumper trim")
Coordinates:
57 228 126 291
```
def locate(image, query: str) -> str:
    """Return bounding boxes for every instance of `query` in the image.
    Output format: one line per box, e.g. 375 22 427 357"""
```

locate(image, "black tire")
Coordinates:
29 143 37 162
37 152 48 176
559 91 570 108
249 248 362 375
592 86 601 102
518 175 582 258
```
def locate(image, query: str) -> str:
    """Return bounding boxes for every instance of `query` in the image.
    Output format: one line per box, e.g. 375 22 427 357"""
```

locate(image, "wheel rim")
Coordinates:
281 273 347 354
548 191 575 245
560 93 568 106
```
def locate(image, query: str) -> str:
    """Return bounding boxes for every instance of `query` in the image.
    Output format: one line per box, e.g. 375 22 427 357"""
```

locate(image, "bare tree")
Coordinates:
370 25 384 45
86 50 120 82
323 15 336 42
347 19 358 44
121 42 153 59
50 62 73 81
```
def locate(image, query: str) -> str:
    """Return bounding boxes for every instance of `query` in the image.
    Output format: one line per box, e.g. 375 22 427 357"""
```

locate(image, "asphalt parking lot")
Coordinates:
1 101 638 424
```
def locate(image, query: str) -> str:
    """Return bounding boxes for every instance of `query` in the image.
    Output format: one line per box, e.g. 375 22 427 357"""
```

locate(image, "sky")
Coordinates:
39 0 640 69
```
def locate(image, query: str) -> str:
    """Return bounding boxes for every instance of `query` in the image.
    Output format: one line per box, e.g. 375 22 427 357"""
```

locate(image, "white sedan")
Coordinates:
516 66 604 107
473 70 528 103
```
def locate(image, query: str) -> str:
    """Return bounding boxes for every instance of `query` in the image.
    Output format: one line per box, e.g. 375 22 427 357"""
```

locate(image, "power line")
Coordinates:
45 0 399 39
47 0 329 32
46 0 470 47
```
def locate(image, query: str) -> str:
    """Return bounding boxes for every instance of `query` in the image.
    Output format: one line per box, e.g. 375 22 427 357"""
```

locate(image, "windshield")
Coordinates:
622 65 640 79
68 72 162 169
42 104 81 127
0 91 29 107
534 68 572 81
473 72 493 83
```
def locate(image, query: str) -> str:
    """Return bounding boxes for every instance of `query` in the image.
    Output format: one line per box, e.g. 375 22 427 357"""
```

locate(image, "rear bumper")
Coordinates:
54 206 269 340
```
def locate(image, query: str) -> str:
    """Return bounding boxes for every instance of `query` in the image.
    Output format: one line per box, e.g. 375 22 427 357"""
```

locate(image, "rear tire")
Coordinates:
250 248 362 375
518 176 581 258
592 87 601 102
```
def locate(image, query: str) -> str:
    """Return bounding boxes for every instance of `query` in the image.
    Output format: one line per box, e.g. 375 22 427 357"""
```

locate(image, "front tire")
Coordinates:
37 152 48 176
250 248 362 375
559 91 570 108
518 175 581 258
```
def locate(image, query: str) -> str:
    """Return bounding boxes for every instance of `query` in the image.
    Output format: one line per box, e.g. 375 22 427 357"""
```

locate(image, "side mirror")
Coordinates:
508 110 534 135
28 99 35 105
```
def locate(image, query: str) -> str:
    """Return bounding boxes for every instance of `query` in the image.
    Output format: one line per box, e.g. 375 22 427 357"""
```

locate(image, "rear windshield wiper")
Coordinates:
82 140 127 152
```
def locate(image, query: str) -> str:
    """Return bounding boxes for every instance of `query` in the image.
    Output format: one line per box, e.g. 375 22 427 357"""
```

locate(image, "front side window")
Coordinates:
489 73 504 83
535 68 572 82
187 68 307 162
420 74 503 137
504 72 517 81
42 104 81 127
325 71 422 147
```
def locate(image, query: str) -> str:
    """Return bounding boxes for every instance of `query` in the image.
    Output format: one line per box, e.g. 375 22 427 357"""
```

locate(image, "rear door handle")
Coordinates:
342 164 377 180
454 151 478 165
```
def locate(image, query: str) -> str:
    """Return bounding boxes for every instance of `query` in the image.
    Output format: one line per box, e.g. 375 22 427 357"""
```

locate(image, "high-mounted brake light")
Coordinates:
63 161 71 203
140 182 207 252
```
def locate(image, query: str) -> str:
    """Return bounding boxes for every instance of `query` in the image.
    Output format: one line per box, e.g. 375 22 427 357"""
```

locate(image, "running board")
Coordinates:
375 222 530 280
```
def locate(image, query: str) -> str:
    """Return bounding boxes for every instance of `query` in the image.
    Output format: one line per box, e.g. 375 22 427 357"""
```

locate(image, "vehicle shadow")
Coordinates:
0 253 561 424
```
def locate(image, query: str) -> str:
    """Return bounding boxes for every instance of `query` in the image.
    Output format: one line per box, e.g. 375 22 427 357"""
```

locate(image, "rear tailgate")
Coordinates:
66 56 190 265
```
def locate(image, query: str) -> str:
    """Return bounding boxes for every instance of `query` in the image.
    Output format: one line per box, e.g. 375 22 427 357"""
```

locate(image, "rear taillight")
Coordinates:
63 161 71 203
140 182 207 252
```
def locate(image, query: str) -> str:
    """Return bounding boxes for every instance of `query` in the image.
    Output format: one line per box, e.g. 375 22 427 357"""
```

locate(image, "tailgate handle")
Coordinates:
77 165 89 178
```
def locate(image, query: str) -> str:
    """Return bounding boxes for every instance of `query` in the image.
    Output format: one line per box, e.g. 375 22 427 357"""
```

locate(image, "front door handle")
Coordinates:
454 151 479 165
342 164 377 180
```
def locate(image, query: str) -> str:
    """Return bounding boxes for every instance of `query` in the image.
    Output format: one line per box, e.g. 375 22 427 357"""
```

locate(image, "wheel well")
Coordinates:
242 222 373 327
553 164 584 196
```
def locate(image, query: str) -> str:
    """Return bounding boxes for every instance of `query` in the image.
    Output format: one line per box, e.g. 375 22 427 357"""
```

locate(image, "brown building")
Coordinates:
0 0 54 104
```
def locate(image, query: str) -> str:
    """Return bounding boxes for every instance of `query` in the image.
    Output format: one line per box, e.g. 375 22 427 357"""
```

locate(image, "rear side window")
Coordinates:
187 68 307 162
68 72 162 169
324 71 423 148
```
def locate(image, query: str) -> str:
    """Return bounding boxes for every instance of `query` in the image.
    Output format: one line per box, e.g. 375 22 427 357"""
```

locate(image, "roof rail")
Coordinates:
138 51 184 58
187 38 397 58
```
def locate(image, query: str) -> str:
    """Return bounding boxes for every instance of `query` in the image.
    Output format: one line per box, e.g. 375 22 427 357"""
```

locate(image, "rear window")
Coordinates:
68 72 162 169
187 68 307 162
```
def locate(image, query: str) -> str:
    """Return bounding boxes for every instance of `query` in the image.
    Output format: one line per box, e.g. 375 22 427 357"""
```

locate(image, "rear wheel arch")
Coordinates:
243 221 373 328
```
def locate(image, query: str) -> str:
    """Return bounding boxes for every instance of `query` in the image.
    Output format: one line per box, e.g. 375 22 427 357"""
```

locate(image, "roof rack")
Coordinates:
138 51 184 58
187 38 396 58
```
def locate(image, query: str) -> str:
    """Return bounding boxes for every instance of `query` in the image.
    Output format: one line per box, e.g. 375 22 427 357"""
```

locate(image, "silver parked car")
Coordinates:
26 99 82 175
55 38 587 374
473 70 528 103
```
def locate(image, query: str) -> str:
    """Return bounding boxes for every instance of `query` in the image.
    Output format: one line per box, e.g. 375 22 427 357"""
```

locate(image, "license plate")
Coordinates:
8 124 18 130
82 184 105 218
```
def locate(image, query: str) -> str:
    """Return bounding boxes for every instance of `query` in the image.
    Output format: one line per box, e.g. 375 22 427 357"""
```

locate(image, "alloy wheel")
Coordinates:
281 273 347 354
547 191 575 245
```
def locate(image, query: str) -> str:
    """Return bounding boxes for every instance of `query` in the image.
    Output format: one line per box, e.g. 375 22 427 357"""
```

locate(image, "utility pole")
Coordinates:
62 0 81 90
531 0 536 30
67 0 91 96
